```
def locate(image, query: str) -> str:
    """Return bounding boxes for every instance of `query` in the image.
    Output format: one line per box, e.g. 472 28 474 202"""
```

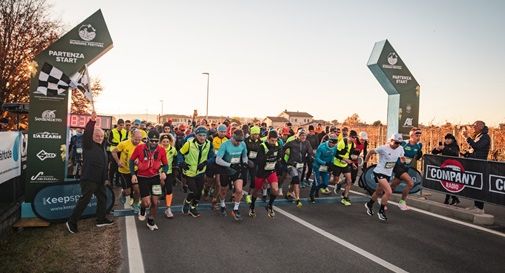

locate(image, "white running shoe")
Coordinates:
164 207 174 219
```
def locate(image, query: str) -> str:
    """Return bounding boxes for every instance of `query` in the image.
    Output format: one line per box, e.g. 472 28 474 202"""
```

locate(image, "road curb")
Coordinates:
389 194 495 225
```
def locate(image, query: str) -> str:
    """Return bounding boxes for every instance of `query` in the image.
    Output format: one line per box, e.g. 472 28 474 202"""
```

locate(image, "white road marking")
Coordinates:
126 216 145 273
349 190 505 239
275 206 408 273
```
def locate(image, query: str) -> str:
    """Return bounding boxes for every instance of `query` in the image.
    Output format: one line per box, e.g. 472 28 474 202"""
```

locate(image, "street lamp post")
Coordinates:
202 72 210 121
159 99 164 123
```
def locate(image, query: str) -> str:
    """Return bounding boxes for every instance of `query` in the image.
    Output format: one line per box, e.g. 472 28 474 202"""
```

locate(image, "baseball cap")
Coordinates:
133 119 141 125
328 133 338 142
359 131 368 140
148 130 160 140
250 126 261 135
390 133 403 143
195 126 208 135
281 127 290 136
349 130 358 138
217 124 227 132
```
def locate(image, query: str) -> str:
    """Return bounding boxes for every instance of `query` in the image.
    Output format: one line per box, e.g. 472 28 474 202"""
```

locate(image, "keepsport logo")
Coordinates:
426 159 483 193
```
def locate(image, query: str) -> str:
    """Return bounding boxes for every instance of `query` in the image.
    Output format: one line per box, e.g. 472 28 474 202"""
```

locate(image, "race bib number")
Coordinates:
296 163 304 169
350 155 358 160
385 162 396 169
230 157 241 164
264 162 276 171
249 151 258 159
404 157 413 164
152 185 162 195
319 165 328 172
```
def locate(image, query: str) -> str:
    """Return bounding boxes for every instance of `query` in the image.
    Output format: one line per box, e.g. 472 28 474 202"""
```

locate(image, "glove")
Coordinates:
247 160 255 169
180 161 190 171
197 161 207 171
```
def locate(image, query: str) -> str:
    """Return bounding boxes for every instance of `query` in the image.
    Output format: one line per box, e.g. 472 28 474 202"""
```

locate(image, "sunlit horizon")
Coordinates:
50 0 505 126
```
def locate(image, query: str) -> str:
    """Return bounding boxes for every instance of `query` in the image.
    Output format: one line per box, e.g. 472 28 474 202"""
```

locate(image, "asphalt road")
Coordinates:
116 185 505 273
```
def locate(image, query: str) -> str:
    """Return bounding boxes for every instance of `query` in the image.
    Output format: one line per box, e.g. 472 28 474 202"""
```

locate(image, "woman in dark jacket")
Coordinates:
432 133 460 205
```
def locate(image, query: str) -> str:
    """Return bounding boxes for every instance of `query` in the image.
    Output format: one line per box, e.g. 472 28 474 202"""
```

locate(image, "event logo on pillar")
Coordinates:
367 40 420 136
25 9 113 202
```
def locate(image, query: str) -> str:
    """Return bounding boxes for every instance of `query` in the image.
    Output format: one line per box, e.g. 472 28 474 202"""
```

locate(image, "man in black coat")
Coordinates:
66 112 113 233
462 120 490 213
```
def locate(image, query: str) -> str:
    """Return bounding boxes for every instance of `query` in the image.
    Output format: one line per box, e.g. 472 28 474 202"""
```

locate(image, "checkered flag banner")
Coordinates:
35 63 77 96
72 65 93 103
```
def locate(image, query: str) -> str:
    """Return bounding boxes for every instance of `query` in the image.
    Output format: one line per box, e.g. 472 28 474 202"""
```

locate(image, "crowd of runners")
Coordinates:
102 117 423 230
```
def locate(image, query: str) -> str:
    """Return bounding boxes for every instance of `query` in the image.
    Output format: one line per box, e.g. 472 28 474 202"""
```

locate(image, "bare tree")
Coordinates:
0 0 61 106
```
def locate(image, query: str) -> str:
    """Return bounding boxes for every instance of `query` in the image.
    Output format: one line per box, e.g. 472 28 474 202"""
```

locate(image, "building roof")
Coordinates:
281 110 313 118
160 114 190 119
265 116 289 122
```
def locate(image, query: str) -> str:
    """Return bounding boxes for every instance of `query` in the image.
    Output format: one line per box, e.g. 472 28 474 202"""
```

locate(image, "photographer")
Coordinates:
462 120 490 213
432 133 460 205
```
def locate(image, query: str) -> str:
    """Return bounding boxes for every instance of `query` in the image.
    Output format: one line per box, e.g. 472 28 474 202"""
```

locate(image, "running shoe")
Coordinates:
285 192 294 201
364 202 374 216
147 218 159 231
296 199 303 208
138 207 146 221
132 202 140 213
248 208 256 217
340 197 351 206
182 200 190 215
164 207 174 219
96 218 114 227
398 200 409 211
231 210 243 221
309 195 316 204
266 206 275 218
128 197 135 207
377 210 387 221
189 206 200 218
66 221 78 234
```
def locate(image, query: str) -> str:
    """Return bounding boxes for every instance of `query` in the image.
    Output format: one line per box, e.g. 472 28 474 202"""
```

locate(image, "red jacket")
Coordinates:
130 143 167 177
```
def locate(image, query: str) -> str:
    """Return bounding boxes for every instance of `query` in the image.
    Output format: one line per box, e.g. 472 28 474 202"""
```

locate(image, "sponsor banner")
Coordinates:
0 132 22 184
423 155 505 206
367 39 419 137
32 181 114 222
26 9 113 202
360 164 422 194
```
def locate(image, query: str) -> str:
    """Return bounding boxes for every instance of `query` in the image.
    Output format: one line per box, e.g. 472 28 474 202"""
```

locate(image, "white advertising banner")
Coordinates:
0 132 22 184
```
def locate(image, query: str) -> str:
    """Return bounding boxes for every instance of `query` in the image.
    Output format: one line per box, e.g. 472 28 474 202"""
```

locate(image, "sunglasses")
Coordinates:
150 139 159 143
393 141 402 145
329 140 338 144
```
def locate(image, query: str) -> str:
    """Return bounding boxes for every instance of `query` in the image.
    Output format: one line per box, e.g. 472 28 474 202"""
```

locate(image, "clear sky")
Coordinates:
49 0 505 125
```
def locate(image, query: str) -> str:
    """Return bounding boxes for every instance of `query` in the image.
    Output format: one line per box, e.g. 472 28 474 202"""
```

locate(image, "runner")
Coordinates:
107 119 127 187
244 126 262 205
203 124 228 208
364 133 406 221
302 125 319 187
282 129 313 207
249 130 282 218
332 130 357 206
390 127 423 210
216 129 248 221
130 130 168 230
160 133 178 218
309 134 338 203
179 126 214 217
111 130 142 211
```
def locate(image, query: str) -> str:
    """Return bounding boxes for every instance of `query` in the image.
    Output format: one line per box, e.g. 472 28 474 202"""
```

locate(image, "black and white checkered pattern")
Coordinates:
72 66 93 102
35 63 77 96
